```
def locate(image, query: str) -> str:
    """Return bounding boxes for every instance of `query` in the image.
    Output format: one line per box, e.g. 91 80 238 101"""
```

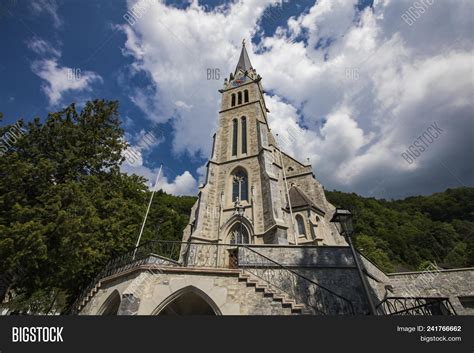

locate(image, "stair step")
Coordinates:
292 304 306 310
282 298 295 305
263 291 276 297
238 270 306 315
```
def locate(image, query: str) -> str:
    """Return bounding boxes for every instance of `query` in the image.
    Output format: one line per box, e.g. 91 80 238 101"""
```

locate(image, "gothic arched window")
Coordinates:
296 215 306 236
244 89 249 103
231 93 236 107
232 119 238 156
232 169 248 202
230 224 249 244
241 117 247 154
238 91 242 105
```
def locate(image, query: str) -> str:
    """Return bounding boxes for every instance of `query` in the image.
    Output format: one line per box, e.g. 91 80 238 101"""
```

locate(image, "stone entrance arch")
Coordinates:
98 290 121 315
153 286 222 315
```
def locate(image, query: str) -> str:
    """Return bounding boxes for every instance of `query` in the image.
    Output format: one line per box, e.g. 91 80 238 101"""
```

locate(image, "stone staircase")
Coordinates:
237 271 310 315
76 282 102 313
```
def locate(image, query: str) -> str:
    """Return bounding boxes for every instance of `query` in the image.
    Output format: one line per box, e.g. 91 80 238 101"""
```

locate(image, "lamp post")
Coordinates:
330 208 377 315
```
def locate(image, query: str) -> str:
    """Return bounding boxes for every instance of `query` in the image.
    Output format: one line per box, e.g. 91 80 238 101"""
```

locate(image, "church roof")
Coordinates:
234 39 252 75
287 186 326 215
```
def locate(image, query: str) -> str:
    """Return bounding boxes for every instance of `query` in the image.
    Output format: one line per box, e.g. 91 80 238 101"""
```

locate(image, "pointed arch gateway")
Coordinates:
153 286 221 315
98 290 121 315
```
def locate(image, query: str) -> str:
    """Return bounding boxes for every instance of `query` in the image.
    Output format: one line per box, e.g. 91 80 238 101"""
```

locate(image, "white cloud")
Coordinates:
120 129 197 196
158 170 198 196
31 59 103 106
30 0 62 28
121 0 276 158
27 39 103 107
26 38 61 57
121 0 473 198
121 157 198 196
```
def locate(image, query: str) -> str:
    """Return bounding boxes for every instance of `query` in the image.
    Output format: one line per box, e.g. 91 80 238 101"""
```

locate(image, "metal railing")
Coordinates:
68 240 355 315
376 297 457 315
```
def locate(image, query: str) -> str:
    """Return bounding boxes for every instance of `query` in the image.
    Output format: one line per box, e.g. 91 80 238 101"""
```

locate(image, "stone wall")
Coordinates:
385 269 474 315
81 267 295 316
239 246 474 315
243 245 355 267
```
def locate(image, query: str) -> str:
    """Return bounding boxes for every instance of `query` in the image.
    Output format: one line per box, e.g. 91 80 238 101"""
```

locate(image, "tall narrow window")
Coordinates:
232 169 248 202
244 89 249 103
238 91 242 105
231 93 236 107
296 215 306 236
232 119 238 156
241 117 247 154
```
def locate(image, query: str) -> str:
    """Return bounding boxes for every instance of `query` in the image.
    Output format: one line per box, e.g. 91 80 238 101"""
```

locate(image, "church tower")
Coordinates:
183 40 345 246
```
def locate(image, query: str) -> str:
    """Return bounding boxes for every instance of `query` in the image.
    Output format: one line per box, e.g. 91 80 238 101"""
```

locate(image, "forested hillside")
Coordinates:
325 188 474 272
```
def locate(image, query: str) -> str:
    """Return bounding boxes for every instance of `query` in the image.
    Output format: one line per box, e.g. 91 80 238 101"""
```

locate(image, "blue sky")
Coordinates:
0 0 472 198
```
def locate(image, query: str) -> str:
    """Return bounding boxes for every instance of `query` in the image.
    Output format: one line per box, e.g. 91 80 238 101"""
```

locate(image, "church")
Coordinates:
182 39 345 248
74 42 473 316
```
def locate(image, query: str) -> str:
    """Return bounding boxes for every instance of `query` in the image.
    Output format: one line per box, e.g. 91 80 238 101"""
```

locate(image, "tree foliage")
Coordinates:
325 188 474 272
0 101 194 313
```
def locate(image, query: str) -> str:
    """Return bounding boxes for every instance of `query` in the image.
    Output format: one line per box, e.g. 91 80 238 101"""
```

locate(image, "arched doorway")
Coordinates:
154 286 221 315
98 290 121 315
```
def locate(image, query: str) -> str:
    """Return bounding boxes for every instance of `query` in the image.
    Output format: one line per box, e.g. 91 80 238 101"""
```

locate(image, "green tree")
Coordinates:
0 101 148 312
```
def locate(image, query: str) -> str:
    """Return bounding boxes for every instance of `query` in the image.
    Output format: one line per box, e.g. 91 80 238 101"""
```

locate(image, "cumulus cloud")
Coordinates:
121 0 473 198
121 158 198 196
157 170 198 195
27 38 103 107
120 127 198 195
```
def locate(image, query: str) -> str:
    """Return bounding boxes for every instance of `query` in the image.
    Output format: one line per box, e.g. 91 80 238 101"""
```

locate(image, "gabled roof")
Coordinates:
287 186 326 215
234 39 252 75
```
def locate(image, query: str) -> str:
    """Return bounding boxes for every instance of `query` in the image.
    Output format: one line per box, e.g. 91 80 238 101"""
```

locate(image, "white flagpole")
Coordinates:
133 163 163 260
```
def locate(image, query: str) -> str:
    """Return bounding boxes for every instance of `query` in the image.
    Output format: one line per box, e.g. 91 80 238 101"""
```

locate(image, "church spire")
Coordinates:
234 39 252 75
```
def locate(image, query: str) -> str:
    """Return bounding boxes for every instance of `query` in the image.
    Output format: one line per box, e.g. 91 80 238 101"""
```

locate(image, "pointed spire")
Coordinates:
234 38 252 75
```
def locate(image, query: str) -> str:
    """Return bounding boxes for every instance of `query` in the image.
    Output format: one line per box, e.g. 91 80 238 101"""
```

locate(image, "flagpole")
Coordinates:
133 163 163 260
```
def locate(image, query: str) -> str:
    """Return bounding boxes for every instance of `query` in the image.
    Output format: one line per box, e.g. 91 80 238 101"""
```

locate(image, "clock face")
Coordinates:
232 74 246 86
